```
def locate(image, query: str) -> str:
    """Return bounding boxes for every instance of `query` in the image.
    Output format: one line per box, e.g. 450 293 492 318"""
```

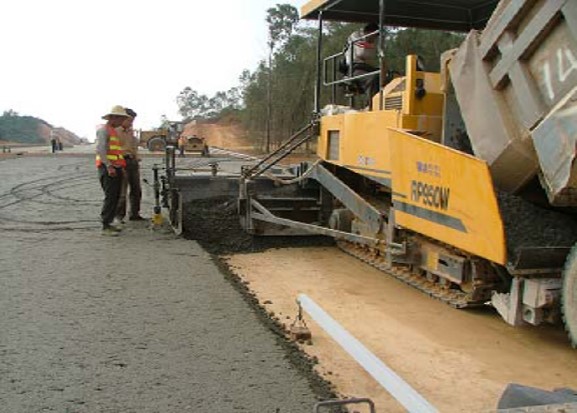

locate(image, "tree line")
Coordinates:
176 4 465 152
0 110 47 144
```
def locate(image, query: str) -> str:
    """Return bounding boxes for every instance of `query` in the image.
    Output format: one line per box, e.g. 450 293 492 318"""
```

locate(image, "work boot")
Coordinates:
102 227 120 237
103 224 122 232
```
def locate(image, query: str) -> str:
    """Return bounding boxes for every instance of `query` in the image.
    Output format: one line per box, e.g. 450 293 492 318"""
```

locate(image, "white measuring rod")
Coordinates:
298 294 438 413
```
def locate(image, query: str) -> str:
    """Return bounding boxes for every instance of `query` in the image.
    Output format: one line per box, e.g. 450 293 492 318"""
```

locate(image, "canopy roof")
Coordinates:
300 0 499 31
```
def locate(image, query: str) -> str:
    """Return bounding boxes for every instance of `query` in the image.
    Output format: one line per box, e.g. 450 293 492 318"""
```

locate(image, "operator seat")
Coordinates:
338 60 400 97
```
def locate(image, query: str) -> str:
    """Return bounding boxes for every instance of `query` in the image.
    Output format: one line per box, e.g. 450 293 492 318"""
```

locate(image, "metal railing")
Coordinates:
241 119 318 180
322 30 381 105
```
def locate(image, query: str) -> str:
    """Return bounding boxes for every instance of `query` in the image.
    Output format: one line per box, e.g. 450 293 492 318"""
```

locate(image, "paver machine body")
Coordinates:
237 0 577 347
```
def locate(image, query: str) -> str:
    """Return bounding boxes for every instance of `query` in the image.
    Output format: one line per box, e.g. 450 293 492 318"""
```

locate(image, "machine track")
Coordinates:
337 240 477 309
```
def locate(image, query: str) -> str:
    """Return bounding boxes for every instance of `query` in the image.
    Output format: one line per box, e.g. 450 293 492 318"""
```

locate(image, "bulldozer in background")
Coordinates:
139 129 175 152
138 121 208 156
160 0 577 350
180 134 210 157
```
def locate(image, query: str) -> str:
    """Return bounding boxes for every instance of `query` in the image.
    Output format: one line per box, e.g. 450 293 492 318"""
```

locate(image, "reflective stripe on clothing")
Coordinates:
96 125 126 168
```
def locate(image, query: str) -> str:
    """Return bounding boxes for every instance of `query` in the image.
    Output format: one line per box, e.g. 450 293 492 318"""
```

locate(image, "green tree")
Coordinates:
266 4 299 50
176 86 243 121
177 87 210 120
175 5 467 153
385 28 464 72
0 111 45 144
263 4 300 151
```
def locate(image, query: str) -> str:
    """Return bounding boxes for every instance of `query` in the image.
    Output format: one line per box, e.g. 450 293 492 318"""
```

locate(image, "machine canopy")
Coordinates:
300 0 499 31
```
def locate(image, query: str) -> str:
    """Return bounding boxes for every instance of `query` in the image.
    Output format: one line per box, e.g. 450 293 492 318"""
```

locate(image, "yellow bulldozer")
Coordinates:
139 129 172 152
161 0 577 349
138 121 208 156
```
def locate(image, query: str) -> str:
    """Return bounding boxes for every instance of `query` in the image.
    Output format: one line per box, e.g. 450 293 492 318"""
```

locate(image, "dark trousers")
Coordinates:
352 63 380 108
116 158 142 219
99 165 123 227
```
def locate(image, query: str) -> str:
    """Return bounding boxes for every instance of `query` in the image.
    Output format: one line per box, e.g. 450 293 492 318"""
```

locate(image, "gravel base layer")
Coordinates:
181 197 335 255
497 191 577 264
0 156 337 413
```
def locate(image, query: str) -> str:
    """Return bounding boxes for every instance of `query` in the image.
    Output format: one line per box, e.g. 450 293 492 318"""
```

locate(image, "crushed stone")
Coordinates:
181 197 334 255
497 191 577 264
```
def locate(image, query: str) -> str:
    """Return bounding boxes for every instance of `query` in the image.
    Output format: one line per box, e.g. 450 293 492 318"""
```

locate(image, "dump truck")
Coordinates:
160 0 577 349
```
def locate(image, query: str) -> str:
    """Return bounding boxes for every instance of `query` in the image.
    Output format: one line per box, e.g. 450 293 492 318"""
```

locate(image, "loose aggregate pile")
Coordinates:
182 197 334 255
497 191 577 264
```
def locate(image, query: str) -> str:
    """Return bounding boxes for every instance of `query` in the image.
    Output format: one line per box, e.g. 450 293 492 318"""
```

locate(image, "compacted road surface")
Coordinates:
0 155 320 412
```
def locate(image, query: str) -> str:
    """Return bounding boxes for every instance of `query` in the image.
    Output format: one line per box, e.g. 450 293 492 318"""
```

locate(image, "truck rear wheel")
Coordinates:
562 244 577 348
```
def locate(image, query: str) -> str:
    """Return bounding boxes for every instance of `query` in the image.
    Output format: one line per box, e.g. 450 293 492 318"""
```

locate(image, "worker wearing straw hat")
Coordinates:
115 107 146 223
95 105 130 236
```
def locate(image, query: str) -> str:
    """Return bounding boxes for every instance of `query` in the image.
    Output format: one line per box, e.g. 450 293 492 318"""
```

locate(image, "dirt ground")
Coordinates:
0 155 332 413
183 123 254 153
227 248 577 413
181 121 318 162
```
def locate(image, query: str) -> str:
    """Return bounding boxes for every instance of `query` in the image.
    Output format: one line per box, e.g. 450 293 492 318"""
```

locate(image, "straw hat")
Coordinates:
102 105 130 120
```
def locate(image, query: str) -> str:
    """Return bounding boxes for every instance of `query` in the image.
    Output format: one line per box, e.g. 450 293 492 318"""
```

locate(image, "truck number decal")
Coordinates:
542 46 577 101
411 180 450 211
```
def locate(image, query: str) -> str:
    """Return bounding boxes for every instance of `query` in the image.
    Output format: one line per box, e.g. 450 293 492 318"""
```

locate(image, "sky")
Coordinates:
0 0 304 141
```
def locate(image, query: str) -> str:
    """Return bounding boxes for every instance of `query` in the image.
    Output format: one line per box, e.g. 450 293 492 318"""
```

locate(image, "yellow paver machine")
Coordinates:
232 0 577 348
158 0 577 353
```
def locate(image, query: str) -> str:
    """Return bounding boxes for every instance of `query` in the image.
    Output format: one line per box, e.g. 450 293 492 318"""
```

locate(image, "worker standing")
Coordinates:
50 134 57 154
178 134 187 158
96 105 129 236
115 108 145 223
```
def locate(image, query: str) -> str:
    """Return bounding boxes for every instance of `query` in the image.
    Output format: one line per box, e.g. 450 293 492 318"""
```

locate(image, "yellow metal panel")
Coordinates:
412 93 444 117
300 0 329 18
318 115 344 161
423 72 442 94
427 250 439 271
403 56 418 115
400 115 444 142
319 111 401 182
388 129 506 265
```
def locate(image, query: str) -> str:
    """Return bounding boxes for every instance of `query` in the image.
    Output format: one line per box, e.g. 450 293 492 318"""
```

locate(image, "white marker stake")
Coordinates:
298 294 438 413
